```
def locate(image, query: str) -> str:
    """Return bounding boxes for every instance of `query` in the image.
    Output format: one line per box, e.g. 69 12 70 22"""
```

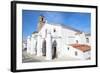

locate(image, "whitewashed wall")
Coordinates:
37 35 42 56
28 22 90 60
30 34 37 54
85 35 91 45
66 46 86 59
22 43 27 50
27 36 31 53
62 27 78 45
0 0 98 73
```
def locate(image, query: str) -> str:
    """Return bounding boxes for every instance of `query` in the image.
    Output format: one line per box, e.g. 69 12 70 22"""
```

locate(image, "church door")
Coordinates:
42 40 46 56
52 40 57 59
35 41 37 55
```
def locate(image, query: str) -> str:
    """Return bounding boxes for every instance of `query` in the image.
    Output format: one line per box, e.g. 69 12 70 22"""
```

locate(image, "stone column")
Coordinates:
37 35 42 56
46 32 52 60
27 36 31 54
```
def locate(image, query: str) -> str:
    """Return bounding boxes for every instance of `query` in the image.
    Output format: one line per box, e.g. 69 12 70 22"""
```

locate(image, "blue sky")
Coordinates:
22 10 91 40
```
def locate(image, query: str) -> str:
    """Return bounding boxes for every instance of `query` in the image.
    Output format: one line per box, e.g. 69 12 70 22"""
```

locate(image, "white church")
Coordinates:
24 15 91 60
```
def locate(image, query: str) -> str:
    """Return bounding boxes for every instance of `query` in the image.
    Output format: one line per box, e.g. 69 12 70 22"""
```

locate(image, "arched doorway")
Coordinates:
42 40 46 56
35 41 37 55
52 40 57 59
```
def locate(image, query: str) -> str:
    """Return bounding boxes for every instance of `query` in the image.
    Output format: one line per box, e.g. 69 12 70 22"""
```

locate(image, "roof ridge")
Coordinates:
48 22 82 33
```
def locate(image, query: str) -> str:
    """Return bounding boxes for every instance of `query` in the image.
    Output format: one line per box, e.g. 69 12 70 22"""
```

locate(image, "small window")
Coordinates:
54 29 56 32
75 51 78 56
76 40 78 44
67 47 69 50
86 38 89 43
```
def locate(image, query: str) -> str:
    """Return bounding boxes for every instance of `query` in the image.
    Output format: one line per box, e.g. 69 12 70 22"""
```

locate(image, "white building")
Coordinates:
26 16 91 60
22 40 27 50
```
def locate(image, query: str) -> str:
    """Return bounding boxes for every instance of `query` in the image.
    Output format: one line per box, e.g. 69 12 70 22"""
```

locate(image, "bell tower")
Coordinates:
37 15 45 32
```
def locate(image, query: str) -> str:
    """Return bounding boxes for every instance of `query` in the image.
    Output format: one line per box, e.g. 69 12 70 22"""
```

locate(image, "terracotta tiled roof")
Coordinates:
70 44 91 52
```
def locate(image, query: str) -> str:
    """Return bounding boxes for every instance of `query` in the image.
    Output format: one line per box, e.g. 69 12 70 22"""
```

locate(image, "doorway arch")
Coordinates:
42 40 46 56
52 40 57 59
35 41 37 55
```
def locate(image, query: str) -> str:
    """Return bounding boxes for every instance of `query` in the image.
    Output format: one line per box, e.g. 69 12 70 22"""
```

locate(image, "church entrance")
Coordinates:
42 40 46 56
52 40 57 59
35 41 37 55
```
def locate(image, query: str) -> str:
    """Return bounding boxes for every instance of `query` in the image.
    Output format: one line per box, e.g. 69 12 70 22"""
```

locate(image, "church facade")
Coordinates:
26 16 91 60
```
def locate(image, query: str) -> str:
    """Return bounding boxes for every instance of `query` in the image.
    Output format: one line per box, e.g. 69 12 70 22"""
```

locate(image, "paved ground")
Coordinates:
22 51 46 63
22 50 81 63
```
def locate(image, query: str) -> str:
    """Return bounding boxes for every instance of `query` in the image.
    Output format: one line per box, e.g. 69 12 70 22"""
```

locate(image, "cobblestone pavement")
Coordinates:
22 50 81 63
